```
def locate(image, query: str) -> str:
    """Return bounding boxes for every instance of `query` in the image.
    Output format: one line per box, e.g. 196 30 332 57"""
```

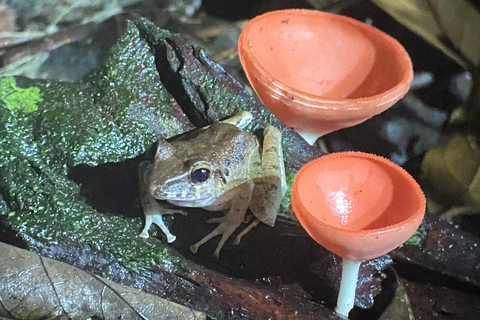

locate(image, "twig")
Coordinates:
0 22 97 68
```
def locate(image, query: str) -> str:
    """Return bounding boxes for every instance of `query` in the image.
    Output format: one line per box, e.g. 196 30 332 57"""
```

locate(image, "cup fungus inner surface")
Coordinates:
294 153 424 233
245 10 409 100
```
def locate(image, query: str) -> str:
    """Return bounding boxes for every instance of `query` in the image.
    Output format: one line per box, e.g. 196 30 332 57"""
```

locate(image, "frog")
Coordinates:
138 111 287 258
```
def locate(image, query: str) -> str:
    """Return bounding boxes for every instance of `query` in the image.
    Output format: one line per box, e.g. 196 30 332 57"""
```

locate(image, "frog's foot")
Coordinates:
190 218 242 259
234 219 261 245
140 209 184 243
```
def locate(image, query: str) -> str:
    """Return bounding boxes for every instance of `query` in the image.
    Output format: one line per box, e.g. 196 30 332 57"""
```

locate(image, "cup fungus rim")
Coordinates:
238 9 414 111
291 151 426 237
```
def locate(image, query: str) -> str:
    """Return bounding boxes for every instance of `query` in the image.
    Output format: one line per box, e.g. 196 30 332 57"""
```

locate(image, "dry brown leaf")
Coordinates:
420 133 480 217
0 242 206 320
0 4 15 33
372 0 480 68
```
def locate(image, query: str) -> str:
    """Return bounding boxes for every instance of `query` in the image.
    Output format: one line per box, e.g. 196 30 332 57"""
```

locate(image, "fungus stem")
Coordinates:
335 258 362 318
295 130 320 146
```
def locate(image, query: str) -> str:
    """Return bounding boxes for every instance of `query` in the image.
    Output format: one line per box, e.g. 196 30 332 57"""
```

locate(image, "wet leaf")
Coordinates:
0 3 14 33
391 213 480 288
0 241 206 320
378 269 414 320
372 0 480 67
420 133 480 215
401 277 480 319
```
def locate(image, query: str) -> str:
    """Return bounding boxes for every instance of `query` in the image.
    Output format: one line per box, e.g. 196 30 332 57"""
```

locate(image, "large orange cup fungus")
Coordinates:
238 9 413 144
291 152 425 317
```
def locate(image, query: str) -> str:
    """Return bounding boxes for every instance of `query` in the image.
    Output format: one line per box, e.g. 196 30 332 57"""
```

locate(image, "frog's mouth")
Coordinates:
151 186 215 205
167 198 215 207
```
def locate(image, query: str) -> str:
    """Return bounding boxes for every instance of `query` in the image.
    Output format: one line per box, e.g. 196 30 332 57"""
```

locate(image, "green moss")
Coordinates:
403 223 427 247
0 15 305 276
196 73 256 121
0 17 195 275
0 76 43 112
0 196 8 215
195 72 281 131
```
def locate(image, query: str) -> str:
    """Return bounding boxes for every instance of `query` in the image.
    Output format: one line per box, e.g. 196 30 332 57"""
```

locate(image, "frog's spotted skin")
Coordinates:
139 111 286 258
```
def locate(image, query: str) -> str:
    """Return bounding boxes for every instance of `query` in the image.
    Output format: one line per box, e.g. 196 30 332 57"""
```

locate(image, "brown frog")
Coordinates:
139 111 286 258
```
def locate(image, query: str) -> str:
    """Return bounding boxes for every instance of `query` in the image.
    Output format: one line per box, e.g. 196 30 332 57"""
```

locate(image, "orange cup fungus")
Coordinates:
238 9 413 140
292 152 425 261
291 152 426 261
291 152 425 317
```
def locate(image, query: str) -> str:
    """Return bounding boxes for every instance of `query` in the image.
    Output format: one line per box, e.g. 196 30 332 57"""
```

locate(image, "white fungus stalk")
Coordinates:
335 258 362 318
295 130 320 146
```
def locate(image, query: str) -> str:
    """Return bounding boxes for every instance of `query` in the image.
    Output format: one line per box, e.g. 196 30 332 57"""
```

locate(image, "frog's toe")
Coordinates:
139 221 152 238
190 220 240 258
141 214 176 243
190 244 199 254
234 219 260 245
166 234 176 243
206 217 223 224
212 230 235 259
190 229 221 254
191 243 221 259
164 208 186 216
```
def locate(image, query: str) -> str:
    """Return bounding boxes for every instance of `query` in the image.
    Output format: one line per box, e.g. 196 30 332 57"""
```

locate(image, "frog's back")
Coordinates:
172 122 258 167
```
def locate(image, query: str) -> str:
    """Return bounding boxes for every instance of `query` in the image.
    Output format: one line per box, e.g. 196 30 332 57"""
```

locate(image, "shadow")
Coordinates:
67 154 147 218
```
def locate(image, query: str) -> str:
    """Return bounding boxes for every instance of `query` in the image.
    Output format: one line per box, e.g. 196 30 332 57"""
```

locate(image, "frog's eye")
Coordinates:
190 163 211 183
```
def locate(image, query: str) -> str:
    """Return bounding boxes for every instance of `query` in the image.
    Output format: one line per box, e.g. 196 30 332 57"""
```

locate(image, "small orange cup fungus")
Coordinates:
292 152 425 261
291 152 425 317
238 9 413 144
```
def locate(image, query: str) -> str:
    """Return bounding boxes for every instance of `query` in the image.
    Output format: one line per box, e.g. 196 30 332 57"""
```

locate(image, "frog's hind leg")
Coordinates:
261 125 287 197
190 182 253 259
237 125 287 244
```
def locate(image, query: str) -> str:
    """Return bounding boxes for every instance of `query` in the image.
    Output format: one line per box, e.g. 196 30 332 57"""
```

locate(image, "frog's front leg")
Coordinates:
138 161 184 243
190 181 253 259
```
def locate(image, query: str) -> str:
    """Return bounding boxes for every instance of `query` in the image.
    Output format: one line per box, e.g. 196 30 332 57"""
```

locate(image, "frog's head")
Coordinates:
147 139 225 207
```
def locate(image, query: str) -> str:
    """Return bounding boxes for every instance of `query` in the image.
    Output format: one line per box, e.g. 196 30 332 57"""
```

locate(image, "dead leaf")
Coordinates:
0 242 206 320
420 133 480 216
372 0 480 68
0 4 15 33
378 268 414 320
